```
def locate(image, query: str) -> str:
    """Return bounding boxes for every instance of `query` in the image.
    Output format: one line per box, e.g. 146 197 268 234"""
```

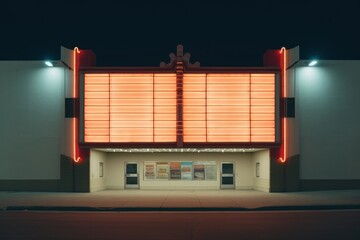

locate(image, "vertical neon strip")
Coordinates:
73 47 80 163
280 47 287 163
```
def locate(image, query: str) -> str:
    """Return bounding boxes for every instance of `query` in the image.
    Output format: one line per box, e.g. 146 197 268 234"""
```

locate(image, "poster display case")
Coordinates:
144 161 217 181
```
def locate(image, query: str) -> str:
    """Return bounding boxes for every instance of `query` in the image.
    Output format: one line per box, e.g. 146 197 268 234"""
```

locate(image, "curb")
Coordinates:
3 205 360 212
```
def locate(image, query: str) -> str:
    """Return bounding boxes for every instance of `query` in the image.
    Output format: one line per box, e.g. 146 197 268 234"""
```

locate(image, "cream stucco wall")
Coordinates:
0 62 65 179
89 150 107 192
296 61 360 180
252 149 270 192
101 151 269 191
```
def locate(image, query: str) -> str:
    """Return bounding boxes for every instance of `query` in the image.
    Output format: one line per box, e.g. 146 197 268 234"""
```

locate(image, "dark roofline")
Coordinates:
80 66 280 73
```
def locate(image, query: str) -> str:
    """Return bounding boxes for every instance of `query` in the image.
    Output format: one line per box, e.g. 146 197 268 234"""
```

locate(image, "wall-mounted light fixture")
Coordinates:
44 61 53 67
308 60 318 66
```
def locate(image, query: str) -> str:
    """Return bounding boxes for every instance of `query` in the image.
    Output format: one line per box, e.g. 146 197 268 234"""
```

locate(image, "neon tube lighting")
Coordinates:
73 47 80 162
280 47 287 163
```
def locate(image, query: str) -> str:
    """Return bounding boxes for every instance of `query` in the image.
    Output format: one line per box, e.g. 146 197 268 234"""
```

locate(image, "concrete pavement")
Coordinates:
1 189 360 211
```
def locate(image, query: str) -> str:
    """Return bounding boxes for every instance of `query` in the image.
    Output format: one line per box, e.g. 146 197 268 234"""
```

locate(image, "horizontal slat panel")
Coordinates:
85 99 110 106
85 92 109 99
85 106 110 114
183 106 206 113
207 84 250 92
251 92 275 99
250 106 275 113
154 74 176 83
84 121 110 128
111 121 153 128
154 84 176 91
110 92 153 99
207 98 250 106
85 136 109 142
85 84 109 92
110 136 153 142
251 99 275 106
84 128 110 136
111 113 153 121
183 128 206 135
183 75 206 84
207 113 250 121
110 74 153 84
110 99 153 105
154 128 177 135
251 84 275 92
251 75 275 84
183 84 206 92
154 135 176 142
183 98 206 106
183 113 206 121
251 128 275 135
110 128 153 136
154 121 176 128
251 136 275 142
207 75 249 84
154 114 176 121
84 74 109 84
251 121 275 128
154 91 176 99
207 121 250 128
154 106 176 113
183 121 206 128
111 84 153 92
207 106 249 113
207 128 250 135
110 106 153 113
85 114 109 121
183 92 206 99
251 114 275 121
207 92 249 99
154 99 176 105
183 135 207 142
207 135 250 142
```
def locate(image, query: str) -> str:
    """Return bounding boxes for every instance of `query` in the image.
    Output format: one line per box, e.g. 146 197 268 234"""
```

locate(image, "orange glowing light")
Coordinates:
84 73 177 142
73 47 80 163
183 73 275 142
280 47 287 163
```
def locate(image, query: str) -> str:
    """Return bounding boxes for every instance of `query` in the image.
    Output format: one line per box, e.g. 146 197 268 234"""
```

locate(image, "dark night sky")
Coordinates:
1 1 359 67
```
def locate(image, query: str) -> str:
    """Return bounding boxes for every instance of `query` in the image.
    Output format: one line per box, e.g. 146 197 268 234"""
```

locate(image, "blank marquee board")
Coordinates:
82 73 276 143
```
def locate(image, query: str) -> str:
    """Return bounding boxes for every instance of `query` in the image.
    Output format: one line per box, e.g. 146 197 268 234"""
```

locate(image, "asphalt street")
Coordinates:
1 210 360 240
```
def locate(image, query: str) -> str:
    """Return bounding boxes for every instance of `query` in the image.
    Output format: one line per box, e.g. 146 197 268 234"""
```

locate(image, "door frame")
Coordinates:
220 162 235 189
125 162 139 189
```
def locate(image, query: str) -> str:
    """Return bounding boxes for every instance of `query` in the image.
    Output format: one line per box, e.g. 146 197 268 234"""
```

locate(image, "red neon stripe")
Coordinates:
73 47 80 162
280 47 287 163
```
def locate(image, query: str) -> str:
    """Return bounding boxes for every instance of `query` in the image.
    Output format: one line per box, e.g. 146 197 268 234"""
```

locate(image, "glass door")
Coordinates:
221 162 235 189
125 162 139 189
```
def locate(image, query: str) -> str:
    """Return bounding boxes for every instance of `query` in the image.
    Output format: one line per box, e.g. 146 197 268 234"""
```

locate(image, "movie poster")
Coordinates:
205 161 216 180
144 162 156 180
156 162 169 179
170 162 181 180
181 162 192 180
193 163 205 180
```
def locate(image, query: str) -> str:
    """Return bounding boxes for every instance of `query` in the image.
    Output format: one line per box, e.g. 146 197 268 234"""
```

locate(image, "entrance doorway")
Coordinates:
221 162 235 189
125 162 139 189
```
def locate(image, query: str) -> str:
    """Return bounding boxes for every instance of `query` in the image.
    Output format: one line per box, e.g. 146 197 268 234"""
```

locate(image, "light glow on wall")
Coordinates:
84 73 177 142
183 73 276 142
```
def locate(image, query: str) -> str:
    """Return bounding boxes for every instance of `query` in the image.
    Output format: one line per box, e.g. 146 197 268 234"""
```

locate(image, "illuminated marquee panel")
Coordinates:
183 73 276 142
84 73 176 142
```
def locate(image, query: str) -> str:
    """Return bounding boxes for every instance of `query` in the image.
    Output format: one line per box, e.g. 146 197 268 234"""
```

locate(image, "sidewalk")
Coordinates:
1 189 360 211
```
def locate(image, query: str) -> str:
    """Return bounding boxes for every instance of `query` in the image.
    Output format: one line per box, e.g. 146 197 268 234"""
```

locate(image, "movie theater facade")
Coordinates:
1 45 359 192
